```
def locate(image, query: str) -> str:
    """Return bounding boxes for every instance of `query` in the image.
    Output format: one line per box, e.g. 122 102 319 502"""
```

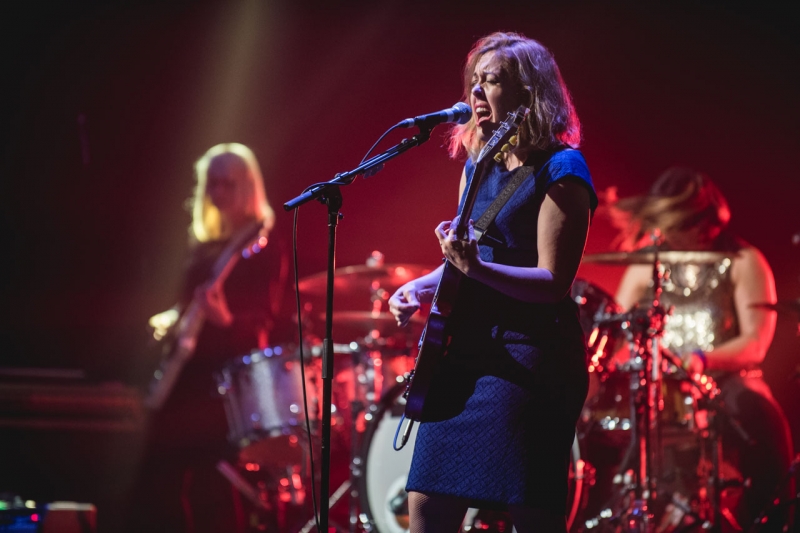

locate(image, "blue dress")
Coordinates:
405 149 597 514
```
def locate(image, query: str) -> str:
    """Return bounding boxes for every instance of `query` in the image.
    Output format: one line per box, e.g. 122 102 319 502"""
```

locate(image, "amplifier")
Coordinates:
0 368 144 432
0 501 96 533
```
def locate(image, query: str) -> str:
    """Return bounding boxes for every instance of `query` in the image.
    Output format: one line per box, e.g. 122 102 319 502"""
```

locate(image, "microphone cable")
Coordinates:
292 207 320 533
359 123 402 165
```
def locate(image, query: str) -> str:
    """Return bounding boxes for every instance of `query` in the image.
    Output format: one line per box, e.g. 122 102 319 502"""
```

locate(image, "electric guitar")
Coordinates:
403 105 529 421
144 222 268 410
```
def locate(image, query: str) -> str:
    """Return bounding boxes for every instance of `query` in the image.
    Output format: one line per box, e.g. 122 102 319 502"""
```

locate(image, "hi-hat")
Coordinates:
298 264 433 297
583 250 732 265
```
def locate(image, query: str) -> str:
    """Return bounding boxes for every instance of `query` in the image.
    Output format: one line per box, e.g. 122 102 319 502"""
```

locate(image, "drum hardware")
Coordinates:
296 480 351 533
571 279 625 374
216 460 271 512
747 454 800 532
582 245 673 532
580 249 765 533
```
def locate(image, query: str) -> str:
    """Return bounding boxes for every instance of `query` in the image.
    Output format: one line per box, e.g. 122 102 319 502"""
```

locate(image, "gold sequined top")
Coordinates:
641 257 738 354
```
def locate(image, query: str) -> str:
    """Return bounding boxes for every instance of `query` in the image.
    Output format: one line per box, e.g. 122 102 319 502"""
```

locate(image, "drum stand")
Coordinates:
582 257 665 531
585 254 757 533
585 250 690 532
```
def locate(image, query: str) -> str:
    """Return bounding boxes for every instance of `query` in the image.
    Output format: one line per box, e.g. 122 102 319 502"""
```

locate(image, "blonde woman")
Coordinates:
130 143 287 533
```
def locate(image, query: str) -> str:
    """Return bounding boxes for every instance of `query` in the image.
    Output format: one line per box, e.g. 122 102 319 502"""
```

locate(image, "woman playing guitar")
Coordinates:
127 143 289 533
389 32 597 533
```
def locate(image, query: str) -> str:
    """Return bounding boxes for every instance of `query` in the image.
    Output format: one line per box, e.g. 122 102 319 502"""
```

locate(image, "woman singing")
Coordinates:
389 32 597 532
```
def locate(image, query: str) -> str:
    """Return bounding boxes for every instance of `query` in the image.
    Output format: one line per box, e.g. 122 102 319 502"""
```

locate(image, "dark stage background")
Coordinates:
1 1 799 530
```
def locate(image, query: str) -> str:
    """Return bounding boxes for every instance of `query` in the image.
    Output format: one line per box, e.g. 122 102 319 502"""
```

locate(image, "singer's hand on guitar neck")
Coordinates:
437 216 481 277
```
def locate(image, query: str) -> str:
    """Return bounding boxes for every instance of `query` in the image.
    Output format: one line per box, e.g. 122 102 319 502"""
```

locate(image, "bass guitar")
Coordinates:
144 222 268 410
403 105 529 422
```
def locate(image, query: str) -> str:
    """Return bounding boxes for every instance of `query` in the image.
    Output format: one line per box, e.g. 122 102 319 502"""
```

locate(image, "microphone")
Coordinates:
397 102 471 129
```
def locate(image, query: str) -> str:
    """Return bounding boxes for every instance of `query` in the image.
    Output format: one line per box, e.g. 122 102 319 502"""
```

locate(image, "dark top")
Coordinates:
150 224 289 453
449 149 597 353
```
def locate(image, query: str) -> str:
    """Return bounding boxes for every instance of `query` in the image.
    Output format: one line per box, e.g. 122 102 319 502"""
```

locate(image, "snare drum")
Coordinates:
357 385 587 533
216 345 319 466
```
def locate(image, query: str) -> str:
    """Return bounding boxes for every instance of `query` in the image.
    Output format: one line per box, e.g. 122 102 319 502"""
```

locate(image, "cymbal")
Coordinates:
319 311 425 338
751 299 800 315
298 264 433 297
583 250 732 265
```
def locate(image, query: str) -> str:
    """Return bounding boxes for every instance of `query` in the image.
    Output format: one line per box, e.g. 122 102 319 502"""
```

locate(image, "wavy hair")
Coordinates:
448 32 581 160
190 143 275 243
608 167 732 251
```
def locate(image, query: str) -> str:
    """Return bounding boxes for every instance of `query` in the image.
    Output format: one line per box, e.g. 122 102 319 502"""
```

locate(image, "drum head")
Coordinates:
217 346 319 467
360 385 417 533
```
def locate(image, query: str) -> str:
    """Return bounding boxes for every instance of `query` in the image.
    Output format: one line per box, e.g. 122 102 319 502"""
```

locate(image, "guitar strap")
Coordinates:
209 220 264 278
473 150 556 244
473 165 534 244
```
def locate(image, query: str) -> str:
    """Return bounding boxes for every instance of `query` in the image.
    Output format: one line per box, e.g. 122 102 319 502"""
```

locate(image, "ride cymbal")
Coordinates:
317 311 425 337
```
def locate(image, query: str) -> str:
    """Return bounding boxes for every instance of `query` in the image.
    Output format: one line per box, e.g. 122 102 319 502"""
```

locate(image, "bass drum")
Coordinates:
359 385 587 533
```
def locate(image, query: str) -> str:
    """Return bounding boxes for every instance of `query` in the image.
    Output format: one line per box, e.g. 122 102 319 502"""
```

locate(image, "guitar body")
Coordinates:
144 302 205 410
403 106 529 421
403 261 462 419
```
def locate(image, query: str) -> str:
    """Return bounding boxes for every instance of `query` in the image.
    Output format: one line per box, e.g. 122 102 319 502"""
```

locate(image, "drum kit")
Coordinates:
210 249 793 533
212 254 432 532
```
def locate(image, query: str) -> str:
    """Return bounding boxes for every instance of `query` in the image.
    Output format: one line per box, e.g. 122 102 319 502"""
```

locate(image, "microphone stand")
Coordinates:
283 126 433 533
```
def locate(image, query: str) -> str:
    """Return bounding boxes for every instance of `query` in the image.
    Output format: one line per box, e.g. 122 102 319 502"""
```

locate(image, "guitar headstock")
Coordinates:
474 105 530 166
456 105 530 238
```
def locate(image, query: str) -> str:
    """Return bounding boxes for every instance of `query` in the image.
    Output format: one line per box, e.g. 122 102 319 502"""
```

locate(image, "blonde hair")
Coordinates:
191 143 275 242
448 32 581 160
608 167 731 251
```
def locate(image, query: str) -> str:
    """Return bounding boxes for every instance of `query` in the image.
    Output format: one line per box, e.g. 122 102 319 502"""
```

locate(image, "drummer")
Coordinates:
610 167 794 530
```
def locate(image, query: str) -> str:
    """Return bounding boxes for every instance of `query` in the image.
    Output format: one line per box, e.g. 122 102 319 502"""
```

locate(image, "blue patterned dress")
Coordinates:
405 149 597 514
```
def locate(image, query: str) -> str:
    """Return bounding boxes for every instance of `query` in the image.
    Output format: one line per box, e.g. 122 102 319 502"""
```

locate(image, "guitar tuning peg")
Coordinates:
493 152 503 163
509 135 518 146
500 144 511 153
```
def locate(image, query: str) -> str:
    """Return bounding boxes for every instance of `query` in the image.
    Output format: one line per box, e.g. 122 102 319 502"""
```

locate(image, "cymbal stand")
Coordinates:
655 339 760 532
589 251 669 532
